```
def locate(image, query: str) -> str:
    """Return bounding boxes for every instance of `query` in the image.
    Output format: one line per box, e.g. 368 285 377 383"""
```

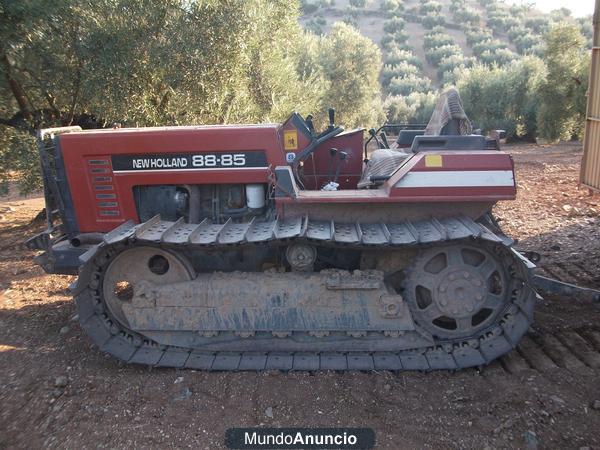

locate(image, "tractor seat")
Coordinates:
357 148 410 189
424 88 472 136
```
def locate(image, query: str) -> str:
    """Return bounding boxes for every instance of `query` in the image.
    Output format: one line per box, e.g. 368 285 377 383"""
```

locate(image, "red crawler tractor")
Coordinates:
27 91 595 371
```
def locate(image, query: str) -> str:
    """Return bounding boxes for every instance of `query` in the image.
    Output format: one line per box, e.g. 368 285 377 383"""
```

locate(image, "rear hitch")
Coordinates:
532 274 600 303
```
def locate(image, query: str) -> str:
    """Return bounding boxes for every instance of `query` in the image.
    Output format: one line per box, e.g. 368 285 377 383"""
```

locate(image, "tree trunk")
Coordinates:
1 51 32 122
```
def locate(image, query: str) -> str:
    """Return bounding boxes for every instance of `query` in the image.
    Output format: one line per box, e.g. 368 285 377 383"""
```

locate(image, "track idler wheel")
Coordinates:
402 243 512 340
102 246 194 327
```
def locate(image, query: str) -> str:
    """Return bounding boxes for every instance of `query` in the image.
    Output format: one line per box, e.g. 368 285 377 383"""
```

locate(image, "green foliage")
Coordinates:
381 38 411 52
383 91 436 123
536 22 589 141
0 126 39 195
393 28 409 43
386 2 405 16
525 17 551 34
577 16 593 48
478 48 518 66
381 29 409 47
507 26 526 41
422 13 445 29
549 8 572 21
513 33 541 55
472 39 507 58
301 0 334 13
388 74 432 96
301 0 320 14
1 0 325 127
449 0 465 14
487 10 520 34
422 28 466 83
0 0 387 193
383 17 405 34
509 4 530 17
438 55 476 82
381 0 402 12
465 28 493 46
306 15 327 35
528 43 545 57
425 44 462 65
381 62 420 87
342 6 360 27
313 22 384 127
349 0 367 8
423 32 454 51
451 0 479 26
419 1 442 15
453 7 480 26
383 49 422 69
454 57 547 139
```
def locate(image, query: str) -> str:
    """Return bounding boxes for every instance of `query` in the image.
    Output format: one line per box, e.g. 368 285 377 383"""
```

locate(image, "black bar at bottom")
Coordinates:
225 428 375 450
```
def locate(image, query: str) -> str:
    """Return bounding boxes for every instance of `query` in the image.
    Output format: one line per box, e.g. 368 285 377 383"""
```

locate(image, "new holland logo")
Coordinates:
111 152 268 172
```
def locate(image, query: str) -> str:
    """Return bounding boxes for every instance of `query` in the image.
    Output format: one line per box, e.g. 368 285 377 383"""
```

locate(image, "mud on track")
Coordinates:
0 142 599 449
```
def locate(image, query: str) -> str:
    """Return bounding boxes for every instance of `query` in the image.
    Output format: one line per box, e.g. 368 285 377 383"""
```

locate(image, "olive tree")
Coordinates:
0 0 333 192
537 22 589 141
314 22 384 127
455 56 546 139
383 91 436 123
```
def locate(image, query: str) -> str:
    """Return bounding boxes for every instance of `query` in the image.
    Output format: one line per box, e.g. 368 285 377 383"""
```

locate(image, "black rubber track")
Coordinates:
73 215 537 371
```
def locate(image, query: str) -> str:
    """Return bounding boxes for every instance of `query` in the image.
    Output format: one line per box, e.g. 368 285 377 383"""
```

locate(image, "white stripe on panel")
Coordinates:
394 170 515 188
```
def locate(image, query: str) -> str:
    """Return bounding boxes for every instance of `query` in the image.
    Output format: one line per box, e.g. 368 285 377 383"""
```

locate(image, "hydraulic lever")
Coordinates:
305 114 315 135
333 151 348 183
379 131 390 148
368 128 383 148
328 107 335 131
327 148 338 182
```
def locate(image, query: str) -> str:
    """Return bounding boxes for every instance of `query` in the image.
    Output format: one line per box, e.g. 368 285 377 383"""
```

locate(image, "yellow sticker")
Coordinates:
284 130 298 151
425 154 443 168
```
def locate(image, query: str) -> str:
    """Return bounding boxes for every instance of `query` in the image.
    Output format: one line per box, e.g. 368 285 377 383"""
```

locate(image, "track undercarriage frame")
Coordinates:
71 214 536 370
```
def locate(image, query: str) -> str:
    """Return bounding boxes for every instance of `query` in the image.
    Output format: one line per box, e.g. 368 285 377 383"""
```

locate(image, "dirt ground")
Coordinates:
1 142 599 450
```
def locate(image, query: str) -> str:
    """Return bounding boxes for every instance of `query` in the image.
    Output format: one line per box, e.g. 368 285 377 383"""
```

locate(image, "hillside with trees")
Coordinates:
301 0 591 141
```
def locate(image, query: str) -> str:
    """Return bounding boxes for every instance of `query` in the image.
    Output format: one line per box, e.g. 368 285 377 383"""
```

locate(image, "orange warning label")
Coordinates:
284 130 298 151
424 154 443 168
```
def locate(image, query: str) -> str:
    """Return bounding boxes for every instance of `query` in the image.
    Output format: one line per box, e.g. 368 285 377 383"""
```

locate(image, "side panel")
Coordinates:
58 126 285 233
54 139 79 234
387 151 516 201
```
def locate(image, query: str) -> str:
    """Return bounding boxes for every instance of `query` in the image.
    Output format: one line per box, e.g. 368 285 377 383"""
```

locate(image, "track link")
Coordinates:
73 215 537 371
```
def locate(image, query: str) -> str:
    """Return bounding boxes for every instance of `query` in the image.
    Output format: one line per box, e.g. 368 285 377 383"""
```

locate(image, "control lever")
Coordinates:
380 131 390 148
327 147 338 182
328 107 335 131
306 114 315 134
368 128 383 148
333 151 348 184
